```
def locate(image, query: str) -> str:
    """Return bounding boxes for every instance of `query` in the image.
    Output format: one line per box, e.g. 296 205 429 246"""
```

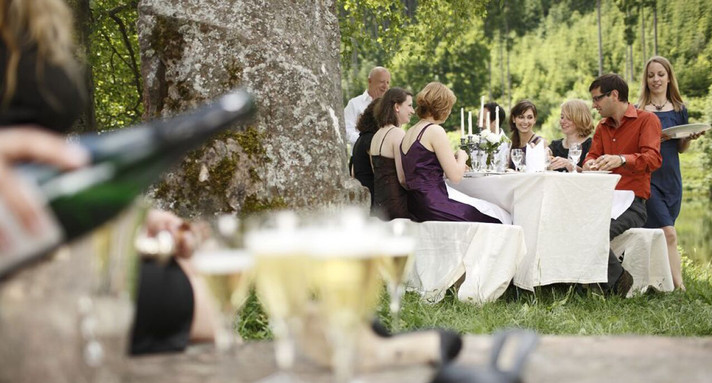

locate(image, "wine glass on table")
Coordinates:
245 211 312 371
377 219 416 332
310 208 384 383
511 149 524 172
568 142 582 173
191 248 254 352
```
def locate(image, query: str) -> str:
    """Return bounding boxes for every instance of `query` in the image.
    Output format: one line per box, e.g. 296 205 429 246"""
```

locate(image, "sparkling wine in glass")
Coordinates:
309 208 384 383
192 250 254 352
246 211 312 371
511 149 524 172
568 142 582 173
377 220 416 332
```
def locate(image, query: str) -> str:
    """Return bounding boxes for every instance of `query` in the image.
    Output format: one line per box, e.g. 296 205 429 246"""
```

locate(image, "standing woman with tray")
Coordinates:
369 87 413 220
508 100 546 170
637 56 704 291
548 99 594 172
400 82 510 224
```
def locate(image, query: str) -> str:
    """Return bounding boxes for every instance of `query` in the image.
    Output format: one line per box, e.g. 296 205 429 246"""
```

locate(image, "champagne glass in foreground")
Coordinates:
192 249 254 352
245 211 312 371
511 149 524 172
310 209 384 383
568 142 582 173
377 220 416 332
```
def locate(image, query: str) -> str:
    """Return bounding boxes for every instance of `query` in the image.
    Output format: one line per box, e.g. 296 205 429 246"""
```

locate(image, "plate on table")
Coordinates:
582 170 612 174
464 171 506 177
663 123 710 139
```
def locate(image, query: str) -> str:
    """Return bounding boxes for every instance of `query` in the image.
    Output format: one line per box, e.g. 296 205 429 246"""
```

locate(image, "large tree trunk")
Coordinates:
641 5 647 65
597 0 603 76
68 0 97 133
503 6 511 109
653 1 658 56
137 0 367 217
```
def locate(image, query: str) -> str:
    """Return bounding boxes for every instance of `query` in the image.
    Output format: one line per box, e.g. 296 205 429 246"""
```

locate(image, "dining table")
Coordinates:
447 171 622 291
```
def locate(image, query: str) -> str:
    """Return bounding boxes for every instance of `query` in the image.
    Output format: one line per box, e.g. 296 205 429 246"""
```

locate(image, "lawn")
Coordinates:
239 249 712 340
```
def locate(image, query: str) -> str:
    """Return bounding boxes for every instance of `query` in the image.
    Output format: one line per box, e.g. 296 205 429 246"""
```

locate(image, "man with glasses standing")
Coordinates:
583 73 662 297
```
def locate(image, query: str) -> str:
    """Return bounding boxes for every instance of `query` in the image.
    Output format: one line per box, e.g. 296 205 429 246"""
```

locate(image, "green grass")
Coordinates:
239 251 712 340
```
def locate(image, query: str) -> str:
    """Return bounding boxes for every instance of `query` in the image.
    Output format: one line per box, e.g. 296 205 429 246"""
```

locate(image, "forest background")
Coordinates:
72 0 712 197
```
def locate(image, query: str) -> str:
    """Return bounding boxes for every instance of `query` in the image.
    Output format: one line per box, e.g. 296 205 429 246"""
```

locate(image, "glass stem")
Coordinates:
389 283 403 332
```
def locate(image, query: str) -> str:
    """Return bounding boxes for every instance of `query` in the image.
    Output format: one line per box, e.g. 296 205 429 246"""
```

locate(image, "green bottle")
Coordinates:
0 89 255 279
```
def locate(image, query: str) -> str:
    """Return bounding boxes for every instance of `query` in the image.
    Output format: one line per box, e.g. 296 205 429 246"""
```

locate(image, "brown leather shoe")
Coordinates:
613 269 634 298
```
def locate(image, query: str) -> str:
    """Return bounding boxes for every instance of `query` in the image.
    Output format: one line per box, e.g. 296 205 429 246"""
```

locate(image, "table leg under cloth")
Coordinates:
610 228 674 297
404 220 526 304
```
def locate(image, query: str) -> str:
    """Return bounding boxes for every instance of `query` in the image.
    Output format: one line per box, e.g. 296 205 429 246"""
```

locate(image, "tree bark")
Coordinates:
597 0 603 76
137 0 368 217
69 0 97 133
504 2 512 109
653 1 658 56
641 5 647 66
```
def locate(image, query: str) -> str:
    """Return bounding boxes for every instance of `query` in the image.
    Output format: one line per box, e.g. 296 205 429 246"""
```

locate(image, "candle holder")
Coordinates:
460 134 481 170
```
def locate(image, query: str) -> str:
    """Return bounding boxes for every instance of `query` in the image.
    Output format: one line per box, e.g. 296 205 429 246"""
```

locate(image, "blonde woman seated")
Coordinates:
548 99 594 172
399 82 510 224
370 87 414 220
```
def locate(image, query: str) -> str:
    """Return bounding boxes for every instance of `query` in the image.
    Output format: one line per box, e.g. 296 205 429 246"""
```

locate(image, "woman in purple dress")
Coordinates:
637 56 704 290
400 82 510 223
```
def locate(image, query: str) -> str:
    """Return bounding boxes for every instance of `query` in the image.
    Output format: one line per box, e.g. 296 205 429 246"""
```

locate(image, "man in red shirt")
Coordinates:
583 73 662 297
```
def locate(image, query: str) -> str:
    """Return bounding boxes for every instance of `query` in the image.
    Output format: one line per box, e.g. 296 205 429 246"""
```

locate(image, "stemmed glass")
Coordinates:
511 149 524 172
191 248 254 352
245 211 312 371
568 142 582 173
377 219 416 332
477 150 487 172
309 208 384 383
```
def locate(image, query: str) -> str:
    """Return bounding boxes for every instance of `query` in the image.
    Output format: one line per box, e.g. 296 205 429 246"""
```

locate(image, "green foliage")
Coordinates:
87 0 142 131
338 0 487 108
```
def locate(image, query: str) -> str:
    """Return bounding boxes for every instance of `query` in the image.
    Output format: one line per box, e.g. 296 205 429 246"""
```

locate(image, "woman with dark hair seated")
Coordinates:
350 99 380 213
370 87 413 220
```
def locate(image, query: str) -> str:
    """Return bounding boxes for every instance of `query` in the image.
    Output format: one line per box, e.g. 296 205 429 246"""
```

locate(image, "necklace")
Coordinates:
650 100 668 111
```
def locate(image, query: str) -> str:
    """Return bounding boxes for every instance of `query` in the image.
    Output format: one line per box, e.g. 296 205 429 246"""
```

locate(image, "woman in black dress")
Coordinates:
350 99 380 213
370 87 414 220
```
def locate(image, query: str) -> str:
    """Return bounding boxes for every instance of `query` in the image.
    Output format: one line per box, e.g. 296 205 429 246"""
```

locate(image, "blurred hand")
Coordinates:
455 149 468 162
582 159 598 171
687 131 705 141
548 156 571 171
143 209 198 258
0 127 88 248
592 154 624 171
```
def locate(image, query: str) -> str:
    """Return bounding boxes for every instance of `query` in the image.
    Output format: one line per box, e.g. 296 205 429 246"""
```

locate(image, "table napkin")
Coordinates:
525 140 546 173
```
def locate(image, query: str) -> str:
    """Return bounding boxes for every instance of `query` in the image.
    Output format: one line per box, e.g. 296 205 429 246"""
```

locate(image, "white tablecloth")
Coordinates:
611 228 674 296
404 220 527 304
447 172 621 290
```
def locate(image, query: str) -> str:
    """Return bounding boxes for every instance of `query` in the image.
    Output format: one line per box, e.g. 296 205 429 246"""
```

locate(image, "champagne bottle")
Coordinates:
0 89 255 279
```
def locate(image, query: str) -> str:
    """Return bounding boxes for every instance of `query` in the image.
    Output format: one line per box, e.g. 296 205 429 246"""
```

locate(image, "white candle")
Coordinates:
479 96 485 128
468 111 472 136
461 108 465 137
495 106 500 135
486 111 490 134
